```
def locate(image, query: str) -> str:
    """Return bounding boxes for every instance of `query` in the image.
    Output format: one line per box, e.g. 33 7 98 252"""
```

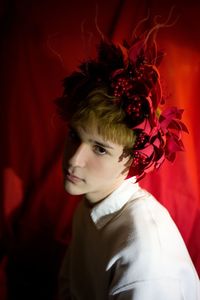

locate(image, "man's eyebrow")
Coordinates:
90 139 114 150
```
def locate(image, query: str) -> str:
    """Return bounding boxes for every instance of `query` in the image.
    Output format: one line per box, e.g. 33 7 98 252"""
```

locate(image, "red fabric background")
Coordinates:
0 0 200 299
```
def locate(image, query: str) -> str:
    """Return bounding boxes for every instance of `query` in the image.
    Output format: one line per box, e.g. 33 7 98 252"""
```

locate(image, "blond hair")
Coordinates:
70 88 136 149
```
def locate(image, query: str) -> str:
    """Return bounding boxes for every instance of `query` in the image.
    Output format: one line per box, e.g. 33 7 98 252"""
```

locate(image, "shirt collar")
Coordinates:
90 177 139 229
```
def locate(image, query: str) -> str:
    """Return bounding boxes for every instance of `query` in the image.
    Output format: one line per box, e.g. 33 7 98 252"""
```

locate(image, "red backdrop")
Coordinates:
1 0 200 299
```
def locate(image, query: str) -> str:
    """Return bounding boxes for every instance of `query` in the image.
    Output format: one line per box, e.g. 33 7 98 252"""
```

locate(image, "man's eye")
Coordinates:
69 129 79 142
93 145 107 155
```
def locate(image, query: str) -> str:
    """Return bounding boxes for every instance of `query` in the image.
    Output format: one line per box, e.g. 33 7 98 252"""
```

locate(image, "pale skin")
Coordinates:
63 125 132 205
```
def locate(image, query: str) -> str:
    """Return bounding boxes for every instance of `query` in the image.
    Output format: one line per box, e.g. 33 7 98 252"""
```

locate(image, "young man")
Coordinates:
57 27 200 299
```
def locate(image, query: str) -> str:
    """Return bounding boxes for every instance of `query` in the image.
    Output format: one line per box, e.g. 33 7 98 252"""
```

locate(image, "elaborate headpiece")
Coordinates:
58 22 188 180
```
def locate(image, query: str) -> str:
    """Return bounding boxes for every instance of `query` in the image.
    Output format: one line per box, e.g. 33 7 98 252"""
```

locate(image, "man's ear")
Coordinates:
121 156 133 175
118 147 133 175
118 147 132 162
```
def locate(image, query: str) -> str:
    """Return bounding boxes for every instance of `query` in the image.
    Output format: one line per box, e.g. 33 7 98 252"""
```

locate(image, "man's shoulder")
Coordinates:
110 187 170 239
106 188 190 270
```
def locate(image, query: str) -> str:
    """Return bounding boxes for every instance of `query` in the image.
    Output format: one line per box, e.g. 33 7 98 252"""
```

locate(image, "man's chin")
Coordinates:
64 180 85 196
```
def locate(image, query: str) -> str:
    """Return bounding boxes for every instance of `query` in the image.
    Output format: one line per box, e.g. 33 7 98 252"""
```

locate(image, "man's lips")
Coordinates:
64 170 83 183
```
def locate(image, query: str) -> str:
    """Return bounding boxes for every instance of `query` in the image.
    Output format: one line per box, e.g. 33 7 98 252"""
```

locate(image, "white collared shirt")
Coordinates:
59 178 200 300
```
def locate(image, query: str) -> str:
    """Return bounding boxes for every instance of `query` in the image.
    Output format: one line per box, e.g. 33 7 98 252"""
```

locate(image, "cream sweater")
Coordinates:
59 178 200 299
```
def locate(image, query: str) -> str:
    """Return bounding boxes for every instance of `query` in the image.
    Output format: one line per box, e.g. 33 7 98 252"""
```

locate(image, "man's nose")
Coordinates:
68 143 88 168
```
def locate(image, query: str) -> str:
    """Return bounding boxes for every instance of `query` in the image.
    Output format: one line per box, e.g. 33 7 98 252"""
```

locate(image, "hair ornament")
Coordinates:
104 20 187 179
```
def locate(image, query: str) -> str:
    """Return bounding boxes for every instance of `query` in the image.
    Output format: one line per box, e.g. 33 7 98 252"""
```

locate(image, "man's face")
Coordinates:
63 126 131 205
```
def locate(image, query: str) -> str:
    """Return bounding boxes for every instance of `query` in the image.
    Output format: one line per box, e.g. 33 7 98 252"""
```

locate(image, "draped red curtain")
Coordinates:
1 0 200 299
